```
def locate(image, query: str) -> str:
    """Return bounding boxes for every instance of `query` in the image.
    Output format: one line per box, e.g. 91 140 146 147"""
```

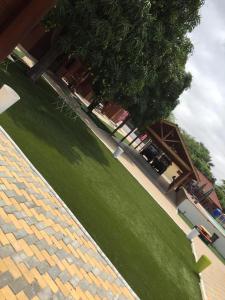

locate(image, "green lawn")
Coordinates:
0 62 201 300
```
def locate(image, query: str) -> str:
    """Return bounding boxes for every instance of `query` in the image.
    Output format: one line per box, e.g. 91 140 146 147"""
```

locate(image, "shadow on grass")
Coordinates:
0 62 110 166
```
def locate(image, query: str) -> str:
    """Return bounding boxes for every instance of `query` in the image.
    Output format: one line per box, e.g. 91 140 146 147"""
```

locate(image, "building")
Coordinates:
195 169 222 212
0 0 55 62
137 120 222 214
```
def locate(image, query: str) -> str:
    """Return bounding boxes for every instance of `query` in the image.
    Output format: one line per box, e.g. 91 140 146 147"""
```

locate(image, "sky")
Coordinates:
174 0 225 182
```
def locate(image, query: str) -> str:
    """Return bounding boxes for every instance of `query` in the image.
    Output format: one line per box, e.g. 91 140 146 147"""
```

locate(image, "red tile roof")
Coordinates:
196 169 222 209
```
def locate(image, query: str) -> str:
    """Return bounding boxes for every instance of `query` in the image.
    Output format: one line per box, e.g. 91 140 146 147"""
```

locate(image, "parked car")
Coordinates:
140 144 159 162
194 225 213 245
151 154 172 175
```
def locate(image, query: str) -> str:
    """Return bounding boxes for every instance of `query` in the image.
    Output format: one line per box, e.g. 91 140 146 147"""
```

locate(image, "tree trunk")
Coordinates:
87 98 100 113
111 116 131 136
27 43 64 82
120 128 136 143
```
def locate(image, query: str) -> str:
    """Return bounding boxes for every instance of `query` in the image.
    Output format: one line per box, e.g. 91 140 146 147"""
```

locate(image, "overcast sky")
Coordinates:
174 0 225 182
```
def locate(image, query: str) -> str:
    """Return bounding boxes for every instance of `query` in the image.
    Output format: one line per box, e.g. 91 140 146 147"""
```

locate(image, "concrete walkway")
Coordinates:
79 110 225 300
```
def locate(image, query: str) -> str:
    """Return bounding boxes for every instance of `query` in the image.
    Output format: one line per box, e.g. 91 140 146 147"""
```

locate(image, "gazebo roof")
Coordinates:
147 120 199 181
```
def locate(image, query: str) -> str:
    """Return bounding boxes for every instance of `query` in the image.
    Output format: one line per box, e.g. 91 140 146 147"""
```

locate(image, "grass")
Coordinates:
0 62 201 300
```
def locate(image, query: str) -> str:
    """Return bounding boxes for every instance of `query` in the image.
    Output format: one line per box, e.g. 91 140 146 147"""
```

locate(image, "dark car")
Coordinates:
151 154 172 175
141 144 159 162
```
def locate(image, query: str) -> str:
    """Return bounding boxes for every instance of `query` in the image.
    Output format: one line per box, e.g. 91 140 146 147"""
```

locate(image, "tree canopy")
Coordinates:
181 130 214 181
28 0 204 122
215 182 225 211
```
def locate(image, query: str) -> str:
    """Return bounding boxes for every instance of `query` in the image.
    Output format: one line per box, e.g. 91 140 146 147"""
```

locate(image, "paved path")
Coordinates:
79 110 225 300
0 128 138 300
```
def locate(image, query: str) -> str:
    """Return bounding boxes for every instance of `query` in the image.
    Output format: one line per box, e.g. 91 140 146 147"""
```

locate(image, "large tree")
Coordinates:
27 0 203 114
215 182 225 211
181 130 214 181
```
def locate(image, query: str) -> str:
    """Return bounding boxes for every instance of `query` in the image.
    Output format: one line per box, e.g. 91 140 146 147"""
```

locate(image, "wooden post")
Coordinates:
0 0 55 61
167 172 191 192
111 115 130 136
120 128 136 143
129 135 140 146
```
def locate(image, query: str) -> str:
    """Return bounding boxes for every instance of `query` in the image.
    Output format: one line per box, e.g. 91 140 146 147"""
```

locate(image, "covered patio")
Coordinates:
140 120 200 192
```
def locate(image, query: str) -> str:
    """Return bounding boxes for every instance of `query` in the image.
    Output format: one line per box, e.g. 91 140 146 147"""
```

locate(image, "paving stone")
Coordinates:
71 240 79 249
89 284 98 295
14 195 27 203
48 266 61 280
36 239 49 250
0 184 7 190
4 190 16 197
44 227 55 235
0 271 14 288
9 277 28 294
46 246 57 255
59 270 71 283
106 291 114 300
79 279 89 290
66 256 74 264
37 287 53 300
54 232 64 240
14 211 27 219
0 223 16 234
70 276 80 288
56 249 68 260
24 217 37 226
15 182 26 189
35 193 44 200
0 160 8 166
0 172 10 178
92 267 101 276
24 256 40 269
0 199 6 207
25 201 36 208
13 229 27 240
36 222 48 230
24 280 41 299
12 251 27 264
24 234 38 245
53 291 65 300
4 205 17 214
37 261 50 275
96 287 107 298
83 263 93 272
7 177 17 183
0 245 15 258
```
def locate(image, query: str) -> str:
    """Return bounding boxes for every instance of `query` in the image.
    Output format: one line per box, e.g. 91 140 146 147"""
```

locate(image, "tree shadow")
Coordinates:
0 62 110 166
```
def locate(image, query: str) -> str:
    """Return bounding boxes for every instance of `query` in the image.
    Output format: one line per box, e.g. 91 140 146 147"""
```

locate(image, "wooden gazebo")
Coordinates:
146 120 199 191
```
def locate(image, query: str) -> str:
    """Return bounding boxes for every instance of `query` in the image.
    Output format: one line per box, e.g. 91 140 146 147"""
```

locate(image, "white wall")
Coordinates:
178 197 225 258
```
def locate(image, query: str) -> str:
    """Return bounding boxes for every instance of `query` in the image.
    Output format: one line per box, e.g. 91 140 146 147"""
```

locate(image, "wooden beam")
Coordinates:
168 172 192 192
163 128 174 140
164 139 181 144
147 127 191 171
160 122 164 138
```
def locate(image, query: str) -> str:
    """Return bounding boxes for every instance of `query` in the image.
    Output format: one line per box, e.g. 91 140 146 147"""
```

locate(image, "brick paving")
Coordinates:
0 128 138 300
